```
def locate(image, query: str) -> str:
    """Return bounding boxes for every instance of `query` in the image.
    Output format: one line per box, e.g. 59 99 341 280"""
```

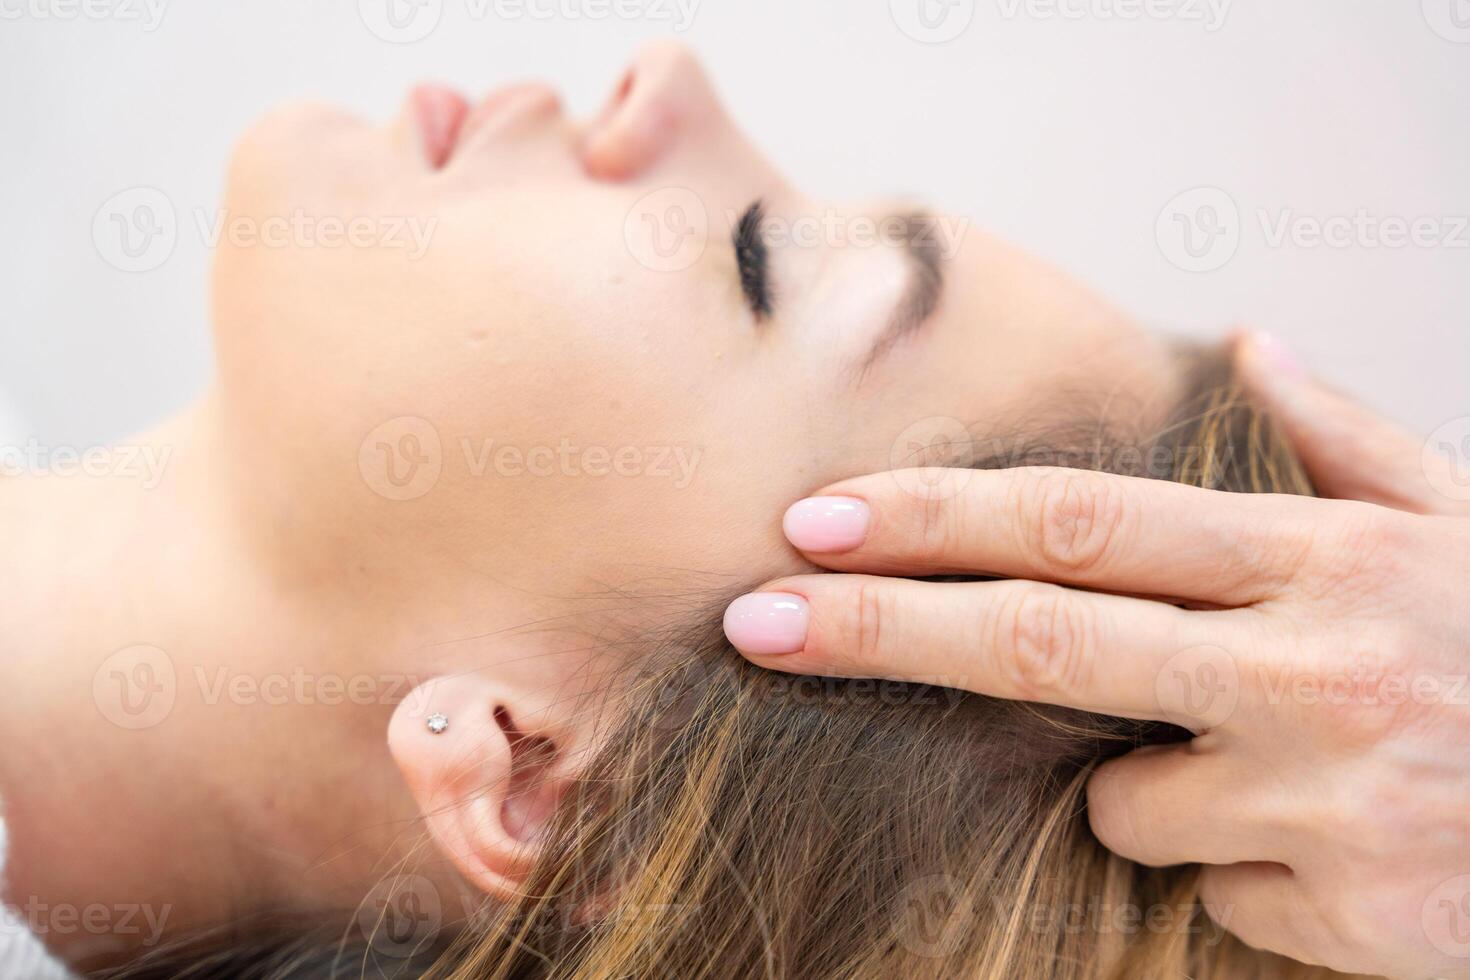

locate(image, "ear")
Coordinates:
388 674 577 899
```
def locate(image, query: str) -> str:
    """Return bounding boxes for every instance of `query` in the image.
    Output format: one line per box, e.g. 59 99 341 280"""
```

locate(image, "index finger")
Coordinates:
722 573 1251 730
781 466 1350 606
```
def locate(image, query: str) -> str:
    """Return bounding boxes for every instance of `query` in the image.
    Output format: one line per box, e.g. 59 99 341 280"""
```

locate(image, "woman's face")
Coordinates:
211 41 1175 623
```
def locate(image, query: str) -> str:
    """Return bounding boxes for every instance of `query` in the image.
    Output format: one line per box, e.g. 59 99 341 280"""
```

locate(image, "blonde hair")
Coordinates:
102 353 1369 980
408 353 1366 980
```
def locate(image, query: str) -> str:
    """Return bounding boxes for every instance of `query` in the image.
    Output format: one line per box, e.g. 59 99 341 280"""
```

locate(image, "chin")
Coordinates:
226 101 383 212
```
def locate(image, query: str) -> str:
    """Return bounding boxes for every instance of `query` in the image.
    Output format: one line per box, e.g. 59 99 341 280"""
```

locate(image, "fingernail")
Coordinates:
1250 330 1306 381
782 497 871 553
722 593 810 656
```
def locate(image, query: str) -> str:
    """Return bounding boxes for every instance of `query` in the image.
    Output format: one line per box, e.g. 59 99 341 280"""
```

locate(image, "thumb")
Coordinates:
1235 330 1461 515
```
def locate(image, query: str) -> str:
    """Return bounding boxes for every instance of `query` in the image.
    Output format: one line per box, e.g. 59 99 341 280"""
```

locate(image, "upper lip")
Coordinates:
416 82 560 169
451 83 559 157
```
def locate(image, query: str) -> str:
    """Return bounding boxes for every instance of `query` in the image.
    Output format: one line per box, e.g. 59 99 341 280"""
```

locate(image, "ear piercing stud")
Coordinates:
426 712 449 735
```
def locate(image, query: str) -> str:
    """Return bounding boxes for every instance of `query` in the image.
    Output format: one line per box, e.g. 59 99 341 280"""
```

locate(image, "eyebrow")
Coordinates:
857 211 947 378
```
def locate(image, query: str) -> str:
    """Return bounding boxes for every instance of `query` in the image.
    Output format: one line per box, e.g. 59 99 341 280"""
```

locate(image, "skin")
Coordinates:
0 42 1179 967
724 332 1470 979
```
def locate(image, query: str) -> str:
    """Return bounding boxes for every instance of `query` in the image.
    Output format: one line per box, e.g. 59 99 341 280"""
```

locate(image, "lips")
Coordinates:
409 81 560 169
456 83 561 157
409 83 469 169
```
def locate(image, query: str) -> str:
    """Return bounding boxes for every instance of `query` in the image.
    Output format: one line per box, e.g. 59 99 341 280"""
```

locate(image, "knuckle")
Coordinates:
1021 469 1128 576
995 584 1096 701
847 580 890 668
1310 888 1382 967
1086 765 1149 861
1342 641 1436 744
912 492 969 568
1252 520 1317 590
1260 633 1426 751
1198 874 1308 964
1195 874 1251 944
1308 506 1413 599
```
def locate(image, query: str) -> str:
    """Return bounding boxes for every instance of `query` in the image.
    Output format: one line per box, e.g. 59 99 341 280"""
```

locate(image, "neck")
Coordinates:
0 396 450 969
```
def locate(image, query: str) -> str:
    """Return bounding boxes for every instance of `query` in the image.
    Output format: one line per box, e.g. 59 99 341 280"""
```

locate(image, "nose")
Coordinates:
581 42 728 181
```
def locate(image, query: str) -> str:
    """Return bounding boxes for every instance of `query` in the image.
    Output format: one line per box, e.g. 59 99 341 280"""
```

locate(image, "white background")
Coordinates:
2 0 1467 447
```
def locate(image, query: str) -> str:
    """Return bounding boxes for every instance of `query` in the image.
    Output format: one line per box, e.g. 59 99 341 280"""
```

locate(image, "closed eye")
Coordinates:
857 210 947 378
733 199 773 320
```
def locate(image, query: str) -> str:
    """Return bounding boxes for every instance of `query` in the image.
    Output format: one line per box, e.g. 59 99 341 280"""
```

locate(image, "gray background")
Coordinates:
2 0 1466 448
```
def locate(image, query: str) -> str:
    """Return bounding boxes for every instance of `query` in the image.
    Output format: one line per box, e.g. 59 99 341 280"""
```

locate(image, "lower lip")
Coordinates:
410 83 470 169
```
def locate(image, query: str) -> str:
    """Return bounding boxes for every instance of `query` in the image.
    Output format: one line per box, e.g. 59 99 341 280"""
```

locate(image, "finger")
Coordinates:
1198 863 1334 971
722 575 1255 727
780 465 1344 606
1087 744 1286 868
1236 329 1467 516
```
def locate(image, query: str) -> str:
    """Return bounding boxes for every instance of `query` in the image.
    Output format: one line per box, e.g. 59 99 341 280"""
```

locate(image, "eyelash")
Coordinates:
734 199 773 320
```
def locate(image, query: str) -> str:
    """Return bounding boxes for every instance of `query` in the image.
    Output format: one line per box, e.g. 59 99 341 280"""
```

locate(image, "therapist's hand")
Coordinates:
722 334 1470 978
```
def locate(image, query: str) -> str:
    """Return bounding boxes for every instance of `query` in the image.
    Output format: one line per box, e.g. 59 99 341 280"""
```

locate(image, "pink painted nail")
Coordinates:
783 496 871 553
722 593 810 656
1250 330 1306 380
